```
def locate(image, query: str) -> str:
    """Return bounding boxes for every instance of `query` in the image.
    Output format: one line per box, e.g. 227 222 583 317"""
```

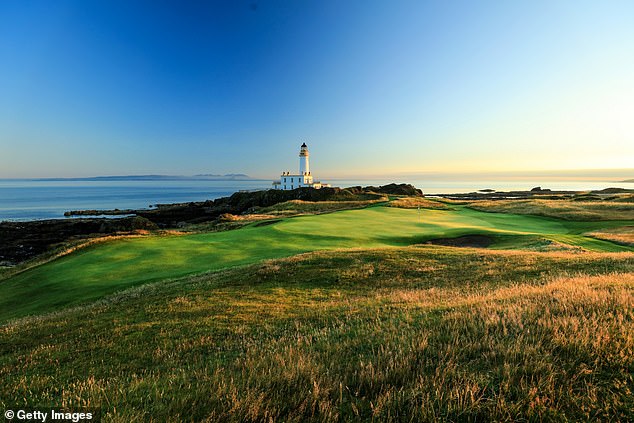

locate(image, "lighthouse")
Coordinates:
299 142 309 175
272 142 331 190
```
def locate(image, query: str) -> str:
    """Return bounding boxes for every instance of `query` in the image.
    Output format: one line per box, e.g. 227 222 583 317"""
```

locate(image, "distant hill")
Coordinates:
622 179 634 183
194 173 251 179
29 174 254 181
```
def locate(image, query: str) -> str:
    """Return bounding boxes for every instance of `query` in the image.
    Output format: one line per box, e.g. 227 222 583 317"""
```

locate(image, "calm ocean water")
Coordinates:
0 178 631 221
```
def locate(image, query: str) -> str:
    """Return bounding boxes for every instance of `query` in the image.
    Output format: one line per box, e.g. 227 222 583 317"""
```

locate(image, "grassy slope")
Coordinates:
385 196 450 209
1 248 633 421
259 198 388 214
588 226 634 246
467 198 634 221
1 205 633 322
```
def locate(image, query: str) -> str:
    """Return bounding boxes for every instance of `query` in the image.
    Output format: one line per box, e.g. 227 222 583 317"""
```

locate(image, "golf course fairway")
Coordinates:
2 205 633 322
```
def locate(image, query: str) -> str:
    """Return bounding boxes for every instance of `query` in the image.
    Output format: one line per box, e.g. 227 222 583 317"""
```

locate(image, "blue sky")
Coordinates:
1 0 633 178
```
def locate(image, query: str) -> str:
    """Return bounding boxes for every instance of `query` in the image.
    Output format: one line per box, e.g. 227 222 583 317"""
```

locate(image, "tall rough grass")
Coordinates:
1 248 633 422
588 226 634 246
259 198 387 215
468 199 634 221
386 197 450 209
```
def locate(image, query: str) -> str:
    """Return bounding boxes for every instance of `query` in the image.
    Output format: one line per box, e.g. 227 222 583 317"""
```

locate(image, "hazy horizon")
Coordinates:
2 1 633 178
2 168 632 182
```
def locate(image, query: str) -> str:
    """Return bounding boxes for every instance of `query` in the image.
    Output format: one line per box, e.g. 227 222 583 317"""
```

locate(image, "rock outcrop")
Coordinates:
134 184 423 226
0 217 157 266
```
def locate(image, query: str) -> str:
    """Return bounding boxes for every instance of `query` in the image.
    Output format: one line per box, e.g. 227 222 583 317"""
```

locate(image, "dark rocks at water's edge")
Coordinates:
3 184 422 265
0 217 157 266
432 187 633 201
357 183 423 196
64 209 136 217
598 187 633 194
133 183 423 226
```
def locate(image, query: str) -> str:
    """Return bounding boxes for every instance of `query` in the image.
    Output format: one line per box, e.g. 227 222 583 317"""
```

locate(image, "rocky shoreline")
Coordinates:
429 187 632 201
0 216 157 267
1 184 422 266
3 184 631 267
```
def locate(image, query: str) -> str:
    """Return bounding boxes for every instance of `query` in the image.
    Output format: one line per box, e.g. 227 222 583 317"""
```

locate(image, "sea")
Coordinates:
0 178 631 222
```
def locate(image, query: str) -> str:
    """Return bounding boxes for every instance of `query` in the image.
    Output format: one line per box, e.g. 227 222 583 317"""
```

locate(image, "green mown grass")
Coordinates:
1 248 633 421
1 205 633 322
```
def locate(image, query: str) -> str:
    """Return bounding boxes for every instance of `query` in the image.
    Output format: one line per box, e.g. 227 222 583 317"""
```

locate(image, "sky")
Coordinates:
1 0 633 179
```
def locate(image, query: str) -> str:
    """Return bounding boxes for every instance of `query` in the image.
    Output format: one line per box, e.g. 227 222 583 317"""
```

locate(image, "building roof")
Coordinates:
301 142 307 148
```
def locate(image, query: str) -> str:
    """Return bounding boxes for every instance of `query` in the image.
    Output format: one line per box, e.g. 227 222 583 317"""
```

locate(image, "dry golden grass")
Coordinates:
607 193 634 203
218 212 280 221
2 247 634 421
588 226 634 246
433 197 471 205
386 197 450 209
382 271 632 309
260 198 387 215
468 199 634 220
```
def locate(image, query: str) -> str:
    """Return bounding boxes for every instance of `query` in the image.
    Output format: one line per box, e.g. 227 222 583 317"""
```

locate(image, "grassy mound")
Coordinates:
259 198 387 215
2 205 633 323
385 197 450 209
588 226 634 246
1 248 633 421
467 199 634 221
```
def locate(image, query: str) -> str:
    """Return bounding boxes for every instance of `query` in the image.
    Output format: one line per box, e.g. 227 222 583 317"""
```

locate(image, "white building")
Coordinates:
272 143 331 190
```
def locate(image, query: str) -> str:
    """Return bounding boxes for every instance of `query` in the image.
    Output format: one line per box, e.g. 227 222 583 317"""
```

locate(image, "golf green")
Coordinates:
1 205 632 322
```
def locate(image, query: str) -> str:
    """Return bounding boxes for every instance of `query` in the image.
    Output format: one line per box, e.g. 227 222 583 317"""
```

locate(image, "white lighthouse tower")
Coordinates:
299 142 309 175
272 142 331 190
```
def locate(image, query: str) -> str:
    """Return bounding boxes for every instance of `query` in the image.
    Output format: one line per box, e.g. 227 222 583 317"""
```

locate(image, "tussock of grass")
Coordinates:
607 193 634 203
217 212 280 222
259 198 387 215
1 248 633 421
386 197 450 209
0 266 10 279
468 199 634 221
588 226 634 246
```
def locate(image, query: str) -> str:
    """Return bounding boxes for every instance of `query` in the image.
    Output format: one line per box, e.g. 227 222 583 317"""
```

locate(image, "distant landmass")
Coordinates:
622 179 634 183
23 174 254 181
